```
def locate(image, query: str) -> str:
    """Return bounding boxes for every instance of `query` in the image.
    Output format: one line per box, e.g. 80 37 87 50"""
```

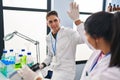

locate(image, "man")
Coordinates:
39 10 84 80
18 10 84 80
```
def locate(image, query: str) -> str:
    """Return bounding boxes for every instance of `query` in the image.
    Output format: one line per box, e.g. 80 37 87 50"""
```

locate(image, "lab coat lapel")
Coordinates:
88 50 101 72
94 53 110 69
90 53 111 77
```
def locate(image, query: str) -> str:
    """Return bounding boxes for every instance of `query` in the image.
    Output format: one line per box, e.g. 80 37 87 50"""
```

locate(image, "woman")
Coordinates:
81 11 120 80
68 2 120 80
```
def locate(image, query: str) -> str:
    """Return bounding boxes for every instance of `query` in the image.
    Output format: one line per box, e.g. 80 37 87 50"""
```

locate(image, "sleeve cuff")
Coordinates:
42 62 47 68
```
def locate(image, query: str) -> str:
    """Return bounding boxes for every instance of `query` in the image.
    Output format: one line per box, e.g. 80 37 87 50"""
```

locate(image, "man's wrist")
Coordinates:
41 62 46 69
74 19 83 26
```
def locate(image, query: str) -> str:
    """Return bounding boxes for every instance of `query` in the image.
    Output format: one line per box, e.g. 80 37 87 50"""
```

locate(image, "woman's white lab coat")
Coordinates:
80 50 111 80
81 50 120 80
77 23 120 80
91 67 120 80
43 26 84 80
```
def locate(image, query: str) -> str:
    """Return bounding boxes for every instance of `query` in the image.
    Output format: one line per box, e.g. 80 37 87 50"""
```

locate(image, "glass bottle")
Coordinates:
107 3 112 12
113 4 117 11
116 5 120 11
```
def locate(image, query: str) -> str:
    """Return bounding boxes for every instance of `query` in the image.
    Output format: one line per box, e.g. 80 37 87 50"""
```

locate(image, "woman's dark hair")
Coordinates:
84 11 120 67
110 12 120 67
84 11 113 41
46 11 58 20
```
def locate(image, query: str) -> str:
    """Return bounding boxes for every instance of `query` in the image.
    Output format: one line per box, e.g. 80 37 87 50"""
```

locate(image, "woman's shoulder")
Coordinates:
101 67 120 80
91 67 120 80
103 67 120 76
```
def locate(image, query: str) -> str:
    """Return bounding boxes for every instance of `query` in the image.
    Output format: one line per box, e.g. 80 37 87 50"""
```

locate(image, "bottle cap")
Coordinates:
21 49 25 52
10 49 14 52
3 50 7 53
19 54 23 57
27 52 31 55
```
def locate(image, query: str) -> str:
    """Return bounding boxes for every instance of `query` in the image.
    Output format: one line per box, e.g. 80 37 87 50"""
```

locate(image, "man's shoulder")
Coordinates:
60 26 76 33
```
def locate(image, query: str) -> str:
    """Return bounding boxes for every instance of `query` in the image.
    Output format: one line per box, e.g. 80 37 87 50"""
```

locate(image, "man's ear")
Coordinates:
46 22 49 28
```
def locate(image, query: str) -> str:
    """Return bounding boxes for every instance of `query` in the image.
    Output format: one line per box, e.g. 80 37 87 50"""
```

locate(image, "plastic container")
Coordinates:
26 52 34 67
9 49 15 63
1 50 7 61
0 60 15 78
20 49 27 65
14 54 23 70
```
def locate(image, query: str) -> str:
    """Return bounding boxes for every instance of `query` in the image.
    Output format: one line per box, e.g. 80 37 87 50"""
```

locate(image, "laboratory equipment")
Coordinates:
3 31 41 79
4 31 40 63
14 54 23 70
0 60 15 78
27 52 34 67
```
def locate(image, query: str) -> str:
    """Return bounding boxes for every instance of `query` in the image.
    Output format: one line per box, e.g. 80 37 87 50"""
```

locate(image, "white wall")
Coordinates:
51 0 73 28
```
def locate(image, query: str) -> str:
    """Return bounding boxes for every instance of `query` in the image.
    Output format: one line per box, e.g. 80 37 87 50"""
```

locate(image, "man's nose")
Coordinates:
52 21 56 25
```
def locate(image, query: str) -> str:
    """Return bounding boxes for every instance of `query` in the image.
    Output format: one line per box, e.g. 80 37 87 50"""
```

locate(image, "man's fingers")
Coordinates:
70 2 73 10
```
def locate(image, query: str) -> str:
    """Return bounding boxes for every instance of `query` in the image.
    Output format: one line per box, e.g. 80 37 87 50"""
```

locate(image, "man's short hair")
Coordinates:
46 11 58 19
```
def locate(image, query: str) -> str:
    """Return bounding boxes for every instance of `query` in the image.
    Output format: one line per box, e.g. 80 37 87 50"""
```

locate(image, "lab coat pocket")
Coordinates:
85 76 90 80
51 57 61 69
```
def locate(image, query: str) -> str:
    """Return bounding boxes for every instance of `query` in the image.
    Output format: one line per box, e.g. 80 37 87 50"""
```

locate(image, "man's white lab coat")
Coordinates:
43 26 84 80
